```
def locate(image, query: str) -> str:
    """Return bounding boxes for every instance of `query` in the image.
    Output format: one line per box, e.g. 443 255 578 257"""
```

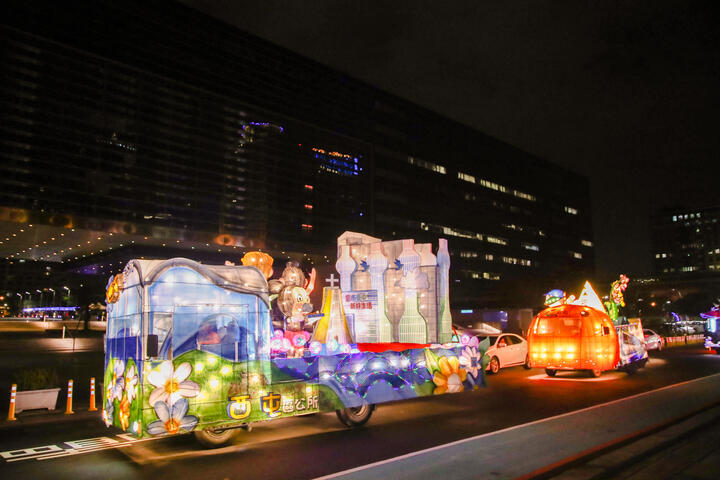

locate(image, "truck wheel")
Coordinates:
624 363 639 375
523 355 532 370
193 427 238 448
590 368 602 378
336 403 375 427
545 368 556 377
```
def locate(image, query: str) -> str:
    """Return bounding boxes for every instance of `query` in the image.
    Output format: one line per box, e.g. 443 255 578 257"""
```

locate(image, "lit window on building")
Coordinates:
523 243 540 251
301 224 313 231
486 236 508 246
571 251 582 259
502 256 518 264
420 222 483 241
485 254 494 261
503 223 524 232
304 184 314 190
520 259 532 267
564 206 578 215
313 147 362 176
407 156 446 174
479 179 508 193
672 215 677 222
458 172 476 183
512 190 536 202
460 251 478 258
581 239 593 247
483 272 501 280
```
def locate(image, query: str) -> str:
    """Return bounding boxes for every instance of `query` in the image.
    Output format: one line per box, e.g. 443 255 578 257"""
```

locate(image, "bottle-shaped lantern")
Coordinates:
367 242 392 342
336 244 356 293
436 238 452 343
397 239 428 343
416 243 438 343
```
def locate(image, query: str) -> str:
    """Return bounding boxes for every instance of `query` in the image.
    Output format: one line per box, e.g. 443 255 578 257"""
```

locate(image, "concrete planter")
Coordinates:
15 388 61 413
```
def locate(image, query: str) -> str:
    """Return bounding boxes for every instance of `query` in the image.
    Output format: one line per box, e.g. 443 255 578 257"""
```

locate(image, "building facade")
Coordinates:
652 206 720 275
0 0 594 310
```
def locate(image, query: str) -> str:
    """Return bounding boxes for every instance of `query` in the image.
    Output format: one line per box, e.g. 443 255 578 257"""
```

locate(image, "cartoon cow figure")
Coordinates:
269 262 316 357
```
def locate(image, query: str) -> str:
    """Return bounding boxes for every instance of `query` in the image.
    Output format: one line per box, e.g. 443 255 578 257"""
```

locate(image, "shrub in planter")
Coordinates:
14 367 61 391
13 368 62 413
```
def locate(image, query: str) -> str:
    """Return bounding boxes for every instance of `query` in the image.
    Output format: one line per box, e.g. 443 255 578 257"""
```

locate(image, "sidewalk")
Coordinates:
316 373 720 480
0 407 102 431
551 404 720 479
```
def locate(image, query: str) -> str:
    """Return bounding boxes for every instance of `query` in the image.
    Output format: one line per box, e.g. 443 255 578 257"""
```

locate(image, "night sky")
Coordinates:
181 0 720 279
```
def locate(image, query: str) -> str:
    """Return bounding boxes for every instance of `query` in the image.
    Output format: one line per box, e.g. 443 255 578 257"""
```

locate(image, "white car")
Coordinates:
479 333 531 374
643 329 664 351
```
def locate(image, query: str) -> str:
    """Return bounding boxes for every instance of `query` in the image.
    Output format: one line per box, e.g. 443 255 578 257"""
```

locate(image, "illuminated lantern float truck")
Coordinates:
103 232 487 447
527 281 648 377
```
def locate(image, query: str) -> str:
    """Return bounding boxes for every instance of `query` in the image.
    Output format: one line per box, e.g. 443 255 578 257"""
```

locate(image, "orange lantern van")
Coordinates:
527 304 620 377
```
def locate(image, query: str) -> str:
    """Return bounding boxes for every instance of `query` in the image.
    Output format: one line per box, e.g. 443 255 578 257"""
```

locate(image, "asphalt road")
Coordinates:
1 346 719 480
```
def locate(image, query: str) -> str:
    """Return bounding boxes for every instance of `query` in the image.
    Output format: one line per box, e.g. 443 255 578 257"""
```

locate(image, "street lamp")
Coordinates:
48 288 55 307
63 286 71 306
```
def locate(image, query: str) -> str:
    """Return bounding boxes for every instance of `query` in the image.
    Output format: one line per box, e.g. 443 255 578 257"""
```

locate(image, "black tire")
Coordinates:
523 355 532 370
488 356 500 374
193 427 239 448
624 363 639 375
714 348 720 355
545 368 556 377
657 341 663 352
590 368 602 378
336 403 375 427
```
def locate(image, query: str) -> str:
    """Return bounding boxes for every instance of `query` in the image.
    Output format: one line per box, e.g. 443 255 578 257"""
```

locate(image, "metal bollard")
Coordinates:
88 377 97 411
7 384 17 421
64 379 74 415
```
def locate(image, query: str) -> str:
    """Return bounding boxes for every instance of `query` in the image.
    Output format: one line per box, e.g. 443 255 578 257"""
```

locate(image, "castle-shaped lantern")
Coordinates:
335 231 452 344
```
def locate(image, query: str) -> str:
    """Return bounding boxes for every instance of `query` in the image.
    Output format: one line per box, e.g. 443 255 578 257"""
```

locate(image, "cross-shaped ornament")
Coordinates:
325 273 338 288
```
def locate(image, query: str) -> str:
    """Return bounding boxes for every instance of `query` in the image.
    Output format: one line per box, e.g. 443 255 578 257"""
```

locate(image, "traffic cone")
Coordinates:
88 377 97 412
7 384 17 421
64 379 74 414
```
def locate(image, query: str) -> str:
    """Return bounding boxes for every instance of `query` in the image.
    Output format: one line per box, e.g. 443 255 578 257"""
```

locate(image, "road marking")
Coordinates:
0 434 158 463
313 373 720 480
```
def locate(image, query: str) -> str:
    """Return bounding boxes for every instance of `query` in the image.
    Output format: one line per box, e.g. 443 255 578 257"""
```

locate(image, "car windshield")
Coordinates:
476 335 499 345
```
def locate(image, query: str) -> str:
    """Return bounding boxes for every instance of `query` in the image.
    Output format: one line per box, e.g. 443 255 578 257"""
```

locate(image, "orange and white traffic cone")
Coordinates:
7 384 17 421
88 377 97 412
64 379 74 415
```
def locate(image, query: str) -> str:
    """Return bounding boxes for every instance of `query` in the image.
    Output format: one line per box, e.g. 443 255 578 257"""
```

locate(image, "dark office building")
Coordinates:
652 206 720 275
0 0 594 310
